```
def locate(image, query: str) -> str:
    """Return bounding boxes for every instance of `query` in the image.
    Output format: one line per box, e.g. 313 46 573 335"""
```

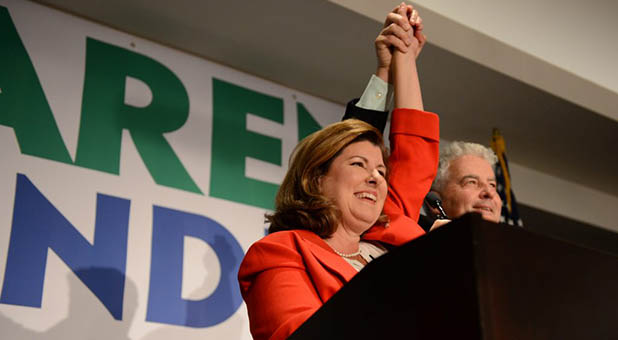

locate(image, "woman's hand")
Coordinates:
391 3 424 110
429 219 451 232
409 7 426 58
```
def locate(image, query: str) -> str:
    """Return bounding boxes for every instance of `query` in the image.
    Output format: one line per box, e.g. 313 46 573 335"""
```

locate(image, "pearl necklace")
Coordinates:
332 247 361 258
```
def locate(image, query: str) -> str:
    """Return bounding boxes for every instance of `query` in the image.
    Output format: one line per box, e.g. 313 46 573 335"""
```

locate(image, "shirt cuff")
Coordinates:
356 75 394 112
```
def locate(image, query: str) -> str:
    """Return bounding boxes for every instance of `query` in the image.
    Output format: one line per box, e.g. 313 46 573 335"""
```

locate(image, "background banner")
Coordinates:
0 1 344 338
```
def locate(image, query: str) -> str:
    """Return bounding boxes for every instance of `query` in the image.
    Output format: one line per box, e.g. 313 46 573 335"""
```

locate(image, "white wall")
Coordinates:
331 0 618 123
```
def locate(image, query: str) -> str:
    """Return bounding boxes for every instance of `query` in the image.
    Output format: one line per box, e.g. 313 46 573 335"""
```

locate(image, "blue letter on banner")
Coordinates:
0 174 130 320
147 206 244 327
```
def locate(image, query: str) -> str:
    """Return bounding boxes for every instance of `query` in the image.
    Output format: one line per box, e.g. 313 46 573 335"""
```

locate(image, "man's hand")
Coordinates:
375 3 426 83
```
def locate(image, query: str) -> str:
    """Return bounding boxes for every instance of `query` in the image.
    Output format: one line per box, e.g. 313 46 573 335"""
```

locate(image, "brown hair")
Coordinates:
267 119 389 238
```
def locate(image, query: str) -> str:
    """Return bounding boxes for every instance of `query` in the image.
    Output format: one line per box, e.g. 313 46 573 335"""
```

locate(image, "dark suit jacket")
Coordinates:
342 98 389 133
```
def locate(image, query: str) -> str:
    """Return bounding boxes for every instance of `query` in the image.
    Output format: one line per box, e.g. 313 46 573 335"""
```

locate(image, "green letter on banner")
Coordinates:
211 78 282 210
296 102 322 142
75 38 201 194
0 6 72 163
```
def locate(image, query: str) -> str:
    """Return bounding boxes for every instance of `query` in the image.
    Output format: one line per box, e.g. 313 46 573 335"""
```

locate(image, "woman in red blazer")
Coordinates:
238 4 438 340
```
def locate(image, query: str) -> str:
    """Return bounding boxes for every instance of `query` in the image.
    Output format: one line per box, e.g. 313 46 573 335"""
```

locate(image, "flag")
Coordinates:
491 129 524 227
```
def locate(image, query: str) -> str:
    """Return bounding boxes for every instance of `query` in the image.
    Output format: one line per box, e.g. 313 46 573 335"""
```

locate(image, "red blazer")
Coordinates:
238 108 440 340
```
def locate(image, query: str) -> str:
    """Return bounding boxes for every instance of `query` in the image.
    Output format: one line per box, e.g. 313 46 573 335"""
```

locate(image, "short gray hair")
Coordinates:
431 141 498 192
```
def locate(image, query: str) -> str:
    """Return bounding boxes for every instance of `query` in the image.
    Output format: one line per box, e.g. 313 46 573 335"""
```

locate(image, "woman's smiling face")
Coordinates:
319 140 387 234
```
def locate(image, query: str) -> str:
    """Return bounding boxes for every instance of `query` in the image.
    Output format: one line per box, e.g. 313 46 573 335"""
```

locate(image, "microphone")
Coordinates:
425 192 449 220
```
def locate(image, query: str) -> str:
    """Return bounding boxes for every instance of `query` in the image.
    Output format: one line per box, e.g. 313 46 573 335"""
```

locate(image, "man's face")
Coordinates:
438 155 502 223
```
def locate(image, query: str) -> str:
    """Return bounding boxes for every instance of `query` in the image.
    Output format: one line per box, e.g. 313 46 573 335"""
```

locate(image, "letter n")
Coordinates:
0 174 130 320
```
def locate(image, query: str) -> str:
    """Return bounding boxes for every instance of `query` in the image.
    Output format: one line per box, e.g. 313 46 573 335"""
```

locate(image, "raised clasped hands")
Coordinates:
375 2 426 83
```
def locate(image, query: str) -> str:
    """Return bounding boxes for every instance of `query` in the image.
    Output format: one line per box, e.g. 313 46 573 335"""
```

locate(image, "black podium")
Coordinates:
289 213 618 339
